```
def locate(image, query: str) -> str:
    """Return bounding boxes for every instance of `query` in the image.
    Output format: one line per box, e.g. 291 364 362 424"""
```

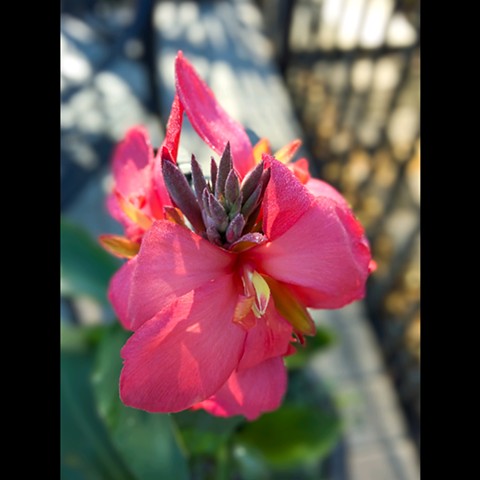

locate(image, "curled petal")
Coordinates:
175 51 255 178
192 357 287 420
128 220 235 330
120 277 247 413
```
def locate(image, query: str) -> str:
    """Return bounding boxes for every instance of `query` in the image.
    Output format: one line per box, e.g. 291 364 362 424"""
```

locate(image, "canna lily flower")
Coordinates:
115 146 374 420
102 51 374 420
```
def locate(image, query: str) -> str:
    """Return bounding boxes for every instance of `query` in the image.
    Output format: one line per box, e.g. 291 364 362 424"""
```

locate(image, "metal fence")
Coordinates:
256 0 420 445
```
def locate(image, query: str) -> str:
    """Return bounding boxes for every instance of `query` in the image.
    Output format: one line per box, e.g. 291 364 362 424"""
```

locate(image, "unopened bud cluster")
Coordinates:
162 143 270 248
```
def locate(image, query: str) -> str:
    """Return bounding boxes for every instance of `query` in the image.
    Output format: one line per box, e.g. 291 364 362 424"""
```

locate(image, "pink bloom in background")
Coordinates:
102 95 184 246
101 51 375 420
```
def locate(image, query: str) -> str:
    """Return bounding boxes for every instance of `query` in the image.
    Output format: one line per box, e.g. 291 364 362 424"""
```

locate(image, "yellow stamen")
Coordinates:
241 266 271 318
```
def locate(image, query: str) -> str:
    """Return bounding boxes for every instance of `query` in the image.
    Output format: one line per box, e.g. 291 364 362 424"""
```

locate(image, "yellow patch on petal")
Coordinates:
253 138 271 164
115 191 153 231
241 266 272 319
251 271 271 317
263 275 315 336
274 139 302 164
99 234 140 259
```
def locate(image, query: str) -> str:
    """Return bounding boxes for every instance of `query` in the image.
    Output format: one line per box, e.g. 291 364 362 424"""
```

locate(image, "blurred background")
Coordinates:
61 0 420 478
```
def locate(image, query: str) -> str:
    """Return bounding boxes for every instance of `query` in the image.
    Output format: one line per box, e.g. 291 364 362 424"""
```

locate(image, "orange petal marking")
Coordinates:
164 206 187 227
233 295 256 329
287 158 311 184
274 139 302 164
115 191 153 231
253 138 271 164
99 234 140 259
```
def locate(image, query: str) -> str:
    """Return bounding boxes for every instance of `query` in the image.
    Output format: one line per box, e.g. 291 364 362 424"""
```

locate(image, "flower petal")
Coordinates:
108 257 137 331
192 357 287 420
128 220 235 330
262 155 315 240
175 51 255 178
98 234 140 259
120 276 246 413
161 94 183 164
151 95 185 211
107 126 172 237
304 177 350 208
274 139 302 164
253 197 372 309
111 126 153 196
237 303 293 371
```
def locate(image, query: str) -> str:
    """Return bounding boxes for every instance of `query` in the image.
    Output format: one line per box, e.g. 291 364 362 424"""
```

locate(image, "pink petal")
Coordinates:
112 126 153 197
262 155 315 240
120 276 246 413
192 357 287 420
151 95 185 211
108 257 137 331
107 126 166 236
161 94 183 164
304 177 350 208
175 51 255 178
128 220 235 330
252 197 372 309
237 303 293 371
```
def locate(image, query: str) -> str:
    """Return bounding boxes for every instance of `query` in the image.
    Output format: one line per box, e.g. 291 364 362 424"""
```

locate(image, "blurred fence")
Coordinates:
256 0 420 444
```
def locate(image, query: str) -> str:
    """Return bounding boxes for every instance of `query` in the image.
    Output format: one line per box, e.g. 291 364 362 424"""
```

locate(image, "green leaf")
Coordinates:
61 351 134 480
173 409 244 457
234 404 341 469
92 324 190 480
61 323 107 353
61 218 119 303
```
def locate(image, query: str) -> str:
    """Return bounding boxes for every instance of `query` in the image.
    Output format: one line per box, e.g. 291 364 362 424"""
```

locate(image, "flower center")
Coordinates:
162 142 271 249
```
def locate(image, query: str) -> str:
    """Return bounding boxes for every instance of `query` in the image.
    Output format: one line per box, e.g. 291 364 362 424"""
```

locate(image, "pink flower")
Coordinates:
103 51 375 420
116 153 373 420
102 95 184 246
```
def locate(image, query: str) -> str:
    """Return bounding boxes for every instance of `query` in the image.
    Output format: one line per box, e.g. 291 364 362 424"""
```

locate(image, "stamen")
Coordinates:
241 266 271 318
